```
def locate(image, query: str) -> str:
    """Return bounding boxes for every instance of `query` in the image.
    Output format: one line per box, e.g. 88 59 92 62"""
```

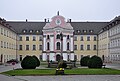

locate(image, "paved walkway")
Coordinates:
0 62 120 81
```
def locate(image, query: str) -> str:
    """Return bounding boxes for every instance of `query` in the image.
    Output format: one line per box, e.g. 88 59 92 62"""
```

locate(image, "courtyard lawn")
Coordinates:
1 68 120 76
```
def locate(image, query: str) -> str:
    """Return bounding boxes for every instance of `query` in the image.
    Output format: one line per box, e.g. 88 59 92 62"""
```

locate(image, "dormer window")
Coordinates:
23 30 27 33
36 30 39 33
29 30 33 33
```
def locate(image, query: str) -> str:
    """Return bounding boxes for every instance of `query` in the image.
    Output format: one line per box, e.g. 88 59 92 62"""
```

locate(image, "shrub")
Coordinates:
80 56 90 66
21 56 37 69
57 60 67 68
88 55 103 68
32 56 40 67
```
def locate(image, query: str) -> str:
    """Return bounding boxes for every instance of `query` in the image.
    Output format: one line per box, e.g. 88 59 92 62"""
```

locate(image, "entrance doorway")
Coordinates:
56 54 61 61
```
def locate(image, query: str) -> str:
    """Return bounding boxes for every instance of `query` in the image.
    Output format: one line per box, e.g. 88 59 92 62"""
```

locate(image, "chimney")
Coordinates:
44 19 46 22
69 19 71 22
26 19 28 22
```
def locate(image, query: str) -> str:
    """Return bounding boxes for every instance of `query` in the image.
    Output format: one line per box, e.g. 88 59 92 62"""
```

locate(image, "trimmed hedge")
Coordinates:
21 56 37 69
80 56 90 66
88 55 103 68
32 56 40 67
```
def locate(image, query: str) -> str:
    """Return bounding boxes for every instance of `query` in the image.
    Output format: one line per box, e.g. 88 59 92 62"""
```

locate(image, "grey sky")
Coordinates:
0 0 120 21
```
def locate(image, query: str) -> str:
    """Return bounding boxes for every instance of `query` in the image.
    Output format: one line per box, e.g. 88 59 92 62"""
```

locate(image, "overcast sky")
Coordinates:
0 0 120 21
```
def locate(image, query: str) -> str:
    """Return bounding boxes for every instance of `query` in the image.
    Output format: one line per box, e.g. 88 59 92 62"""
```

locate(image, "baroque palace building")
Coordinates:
0 12 120 63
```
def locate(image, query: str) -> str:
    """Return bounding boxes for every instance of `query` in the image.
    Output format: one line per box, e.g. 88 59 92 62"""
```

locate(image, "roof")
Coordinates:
70 22 109 35
6 21 109 35
6 21 46 35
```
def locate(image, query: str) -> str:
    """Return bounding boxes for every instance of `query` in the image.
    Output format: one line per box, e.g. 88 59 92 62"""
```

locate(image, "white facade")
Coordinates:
42 14 74 61
109 23 120 61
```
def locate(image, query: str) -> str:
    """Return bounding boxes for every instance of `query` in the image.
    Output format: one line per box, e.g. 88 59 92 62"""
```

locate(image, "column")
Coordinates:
43 35 46 51
70 36 73 51
63 35 67 51
50 35 54 51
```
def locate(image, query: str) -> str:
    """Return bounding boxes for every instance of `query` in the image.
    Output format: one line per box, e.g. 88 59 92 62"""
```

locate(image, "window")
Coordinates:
56 34 60 39
4 42 6 48
87 36 90 41
1 28 3 35
26 45 29 50
7 43 8 48
47 35 50 39
19 45 22 50
4 29 6 36
74 45 77 50
26 36 29 41
94 36 97 41
67 35 70 39
87 45 90 50
39 36 42 41
19 36 22 41
1 41 3 48
33 36 36 41
94 45 97 50
39 45 42 50
47 42 50 50
80 45 84 50
74 36 77 41
33 45 36 50
67 42 69 50
80 36 84 41
56 42 60 50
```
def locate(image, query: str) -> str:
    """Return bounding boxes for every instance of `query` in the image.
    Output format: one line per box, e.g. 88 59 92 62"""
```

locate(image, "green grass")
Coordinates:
1 68 120 76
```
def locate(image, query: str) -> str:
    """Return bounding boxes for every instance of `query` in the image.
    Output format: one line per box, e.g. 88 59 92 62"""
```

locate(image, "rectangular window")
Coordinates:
19 36 22 41
26 36 29 41
80 45 84 50
39 36 43 41
7 43 8 48
26 45 29 50
1 28 3 35
74 45 77 50
4 29 6 36
87 36 90 41
4 42 6 48
33 45 36 50
19 45 22 50
33 36 36 41
94 45 97 50
74 36 77 41
7 31 8 37
94 36 97 41
80 36 84 41
87 45 90 50
39 45 42 50
47 35 50 39
1 41 3 48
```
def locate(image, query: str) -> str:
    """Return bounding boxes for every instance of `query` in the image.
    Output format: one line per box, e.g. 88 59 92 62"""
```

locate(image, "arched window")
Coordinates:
47 42 50 50
56 34 60 39
56 42 60 50
67 42 69 50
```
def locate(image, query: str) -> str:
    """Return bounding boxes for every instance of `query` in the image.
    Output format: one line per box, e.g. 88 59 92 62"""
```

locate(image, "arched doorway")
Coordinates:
56 54 61 61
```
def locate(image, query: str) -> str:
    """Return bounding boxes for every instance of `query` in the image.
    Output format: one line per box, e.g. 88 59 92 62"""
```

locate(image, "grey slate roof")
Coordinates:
70 22 109 35
6 21 109 35
6 21 46 35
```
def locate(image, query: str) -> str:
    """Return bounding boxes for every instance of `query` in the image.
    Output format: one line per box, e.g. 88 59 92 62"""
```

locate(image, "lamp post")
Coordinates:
60 32 63 60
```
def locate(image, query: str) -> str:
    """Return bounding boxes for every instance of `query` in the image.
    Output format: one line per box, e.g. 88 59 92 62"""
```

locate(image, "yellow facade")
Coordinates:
74 35 97 60
17 35 42 61
0 24 17 63
98 31 109 59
